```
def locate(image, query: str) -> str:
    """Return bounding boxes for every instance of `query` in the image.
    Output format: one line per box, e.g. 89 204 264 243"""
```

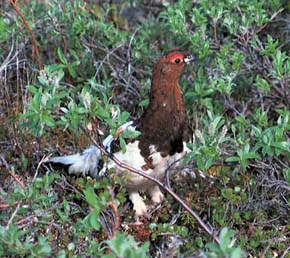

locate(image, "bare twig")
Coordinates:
79 125 220 244
0 155 26 189
8 0 43 70
6 202 21 229
281 245 290 258
0 203 10 209
32 155 48 183
89 44 124 77
127 27 140 76
9 172 26 190
255 8 284 34
107 201 120 238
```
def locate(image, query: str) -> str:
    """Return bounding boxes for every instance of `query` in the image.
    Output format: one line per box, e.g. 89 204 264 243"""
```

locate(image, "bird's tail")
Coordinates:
49 145 102 178
48 121 134 178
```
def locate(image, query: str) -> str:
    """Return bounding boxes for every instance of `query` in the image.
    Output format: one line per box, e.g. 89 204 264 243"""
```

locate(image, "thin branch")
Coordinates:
281 245 290 258
255 8 284 34
0 155 26 189
6 202 21 229
79 125 220 244
9 172 26 190
32 155 48 183
107 201 120 238
127 27 140 76
0 204 10 209
9 0 43 70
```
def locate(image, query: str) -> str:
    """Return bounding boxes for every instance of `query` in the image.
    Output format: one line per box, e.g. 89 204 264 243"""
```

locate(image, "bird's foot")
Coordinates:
129 192 148 218
149 185 164 204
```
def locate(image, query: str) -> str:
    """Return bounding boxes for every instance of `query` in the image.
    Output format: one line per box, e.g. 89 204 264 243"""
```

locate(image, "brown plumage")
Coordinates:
48 50 194 217
137 50 192 160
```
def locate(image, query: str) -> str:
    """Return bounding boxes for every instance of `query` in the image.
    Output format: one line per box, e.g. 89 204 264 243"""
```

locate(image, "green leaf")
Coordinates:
86 209 101 230
105 231 149 257
38 75 49 87
56 250 66 258
139 98 149 107
68 242 75 251
219 227 234 251
57 47 67 64
206 242 220 252
225 156 240 162
120 137 127 153
255 75 271 93
68 65 77 78
210 116 223 133
231 247 244 258
119 111 129 123
271 141 290 151
123 129 141 139
243 152 260 160
31 237 52 256
107 231 125 254
27 85 38 94
42 113 55 127
85 187 99 208
282 169 290 183
235 116 247 126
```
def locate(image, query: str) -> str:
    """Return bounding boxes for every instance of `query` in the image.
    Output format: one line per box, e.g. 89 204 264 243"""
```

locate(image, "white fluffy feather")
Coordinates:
48 121 134 178
48 121 190 217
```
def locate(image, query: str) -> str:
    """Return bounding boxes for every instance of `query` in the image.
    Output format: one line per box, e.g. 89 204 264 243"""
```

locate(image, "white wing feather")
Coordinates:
48 121 135 178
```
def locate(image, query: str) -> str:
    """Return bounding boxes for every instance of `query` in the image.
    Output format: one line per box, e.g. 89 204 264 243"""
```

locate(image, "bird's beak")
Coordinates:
184 55 195 64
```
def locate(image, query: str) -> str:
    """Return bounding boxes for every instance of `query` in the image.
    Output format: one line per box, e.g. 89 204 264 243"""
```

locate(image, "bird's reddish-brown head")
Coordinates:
153 50 195 82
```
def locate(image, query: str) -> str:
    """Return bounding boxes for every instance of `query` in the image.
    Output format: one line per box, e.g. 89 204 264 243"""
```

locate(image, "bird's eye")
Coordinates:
175 58 181 64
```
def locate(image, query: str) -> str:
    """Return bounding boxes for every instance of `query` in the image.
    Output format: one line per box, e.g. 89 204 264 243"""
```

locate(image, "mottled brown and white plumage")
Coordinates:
49 50 194 217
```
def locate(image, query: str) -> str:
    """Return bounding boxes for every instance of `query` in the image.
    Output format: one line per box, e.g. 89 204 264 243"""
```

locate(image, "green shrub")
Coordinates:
1 0 289 257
